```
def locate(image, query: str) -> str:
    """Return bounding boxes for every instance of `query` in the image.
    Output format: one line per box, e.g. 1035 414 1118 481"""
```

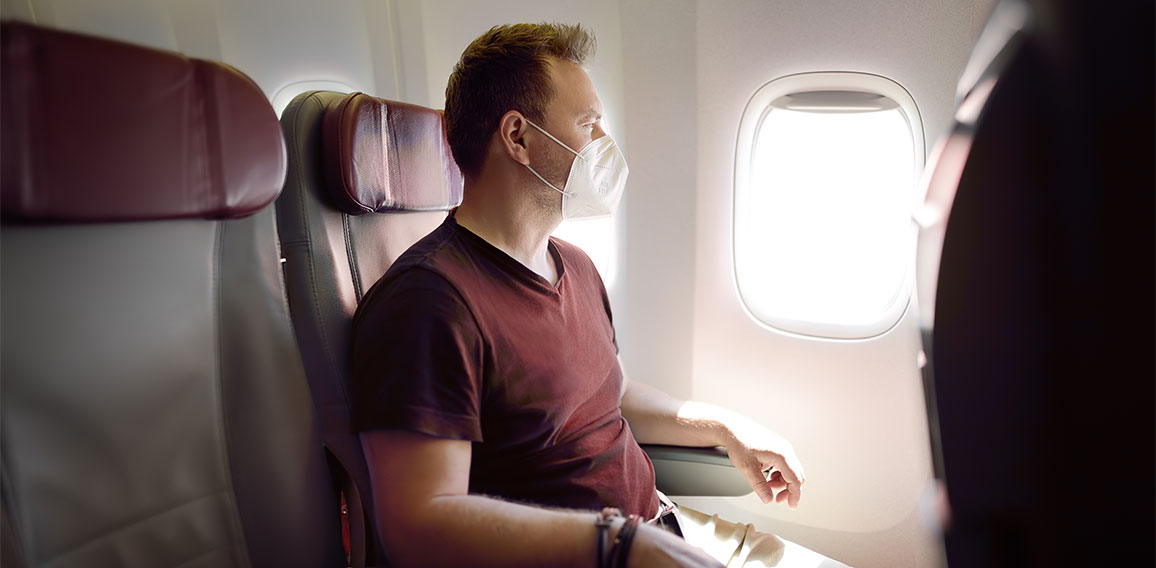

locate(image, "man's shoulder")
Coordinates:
353 254 479 344
387 219 459 275
357 221 470 316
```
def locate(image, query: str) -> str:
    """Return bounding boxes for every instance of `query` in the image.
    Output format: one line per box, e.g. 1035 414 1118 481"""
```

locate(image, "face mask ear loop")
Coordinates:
524 118 582 157
525 163 574 197
522 117 580 196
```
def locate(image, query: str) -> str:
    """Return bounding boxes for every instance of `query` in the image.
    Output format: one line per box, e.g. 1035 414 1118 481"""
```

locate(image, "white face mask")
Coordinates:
523 118 629 220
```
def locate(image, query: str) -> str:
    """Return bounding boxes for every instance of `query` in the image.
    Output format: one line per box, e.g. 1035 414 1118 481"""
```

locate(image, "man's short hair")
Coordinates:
444 23 595 178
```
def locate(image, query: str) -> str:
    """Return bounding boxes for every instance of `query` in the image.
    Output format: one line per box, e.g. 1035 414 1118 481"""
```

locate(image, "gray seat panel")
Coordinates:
1 22 343 568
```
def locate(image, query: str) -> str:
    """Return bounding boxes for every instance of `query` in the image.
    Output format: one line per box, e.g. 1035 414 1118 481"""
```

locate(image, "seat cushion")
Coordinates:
322 92 462 214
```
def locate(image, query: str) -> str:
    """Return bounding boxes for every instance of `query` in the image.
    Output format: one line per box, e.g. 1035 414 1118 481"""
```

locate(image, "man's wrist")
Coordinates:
712 415 738 448
677 400 738 447
704 405 742 448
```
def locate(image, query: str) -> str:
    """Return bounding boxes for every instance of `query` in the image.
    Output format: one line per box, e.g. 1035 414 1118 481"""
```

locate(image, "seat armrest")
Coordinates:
641 444 752 497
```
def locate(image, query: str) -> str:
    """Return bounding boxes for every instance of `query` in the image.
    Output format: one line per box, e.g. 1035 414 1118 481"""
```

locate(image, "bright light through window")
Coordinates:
553 217 617 287
734 74 924 338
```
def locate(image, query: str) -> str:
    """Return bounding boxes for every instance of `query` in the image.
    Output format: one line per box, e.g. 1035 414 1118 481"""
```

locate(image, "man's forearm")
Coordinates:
383 493 613 568
619 376 806 508
619 378 737 448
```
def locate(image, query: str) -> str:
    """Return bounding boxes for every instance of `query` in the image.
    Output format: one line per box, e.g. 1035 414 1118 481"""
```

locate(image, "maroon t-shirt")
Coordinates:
351 214 659 518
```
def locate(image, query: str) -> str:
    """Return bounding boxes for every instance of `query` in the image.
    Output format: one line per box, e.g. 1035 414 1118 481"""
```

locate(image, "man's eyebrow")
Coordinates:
580 110 603 121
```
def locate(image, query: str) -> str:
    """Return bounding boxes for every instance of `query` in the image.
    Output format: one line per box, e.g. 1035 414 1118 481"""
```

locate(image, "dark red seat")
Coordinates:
0 22 342 568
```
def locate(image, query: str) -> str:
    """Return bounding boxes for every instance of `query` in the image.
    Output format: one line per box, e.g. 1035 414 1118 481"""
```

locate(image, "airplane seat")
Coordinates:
918 0 1154 565
275 90 463 567
0 22 343 568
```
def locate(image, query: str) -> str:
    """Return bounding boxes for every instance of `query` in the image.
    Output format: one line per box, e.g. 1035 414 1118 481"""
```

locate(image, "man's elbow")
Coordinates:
378 514 437 565
376 494 460 566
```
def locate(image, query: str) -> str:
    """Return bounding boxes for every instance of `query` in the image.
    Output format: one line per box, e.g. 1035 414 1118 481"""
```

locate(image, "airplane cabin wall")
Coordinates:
0 0 383 102
676 1 996 567
0 1 998 566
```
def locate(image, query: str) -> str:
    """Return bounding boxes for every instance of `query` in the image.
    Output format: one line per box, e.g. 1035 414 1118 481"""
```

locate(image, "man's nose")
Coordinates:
592 120 607 140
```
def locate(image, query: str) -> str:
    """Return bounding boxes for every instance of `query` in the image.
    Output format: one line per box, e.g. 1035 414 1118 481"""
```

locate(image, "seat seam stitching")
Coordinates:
344 213 363 302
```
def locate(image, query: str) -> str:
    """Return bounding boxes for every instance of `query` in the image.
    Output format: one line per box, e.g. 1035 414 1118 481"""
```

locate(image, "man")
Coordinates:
351 23 821 567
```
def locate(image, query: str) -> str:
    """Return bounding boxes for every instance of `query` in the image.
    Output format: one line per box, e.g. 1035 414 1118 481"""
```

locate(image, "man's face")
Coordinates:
528 59 607 192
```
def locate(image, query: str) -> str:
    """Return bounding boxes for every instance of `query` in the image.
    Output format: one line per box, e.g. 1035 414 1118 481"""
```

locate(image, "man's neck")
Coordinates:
454 176 561 283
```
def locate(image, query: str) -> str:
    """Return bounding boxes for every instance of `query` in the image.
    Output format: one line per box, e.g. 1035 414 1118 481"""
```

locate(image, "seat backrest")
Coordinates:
0 22 342 568
275 90 462 566
917 0 1154 565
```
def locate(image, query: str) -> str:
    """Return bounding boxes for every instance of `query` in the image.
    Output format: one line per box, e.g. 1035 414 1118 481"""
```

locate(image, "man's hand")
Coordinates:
718 415 806 509
627 524 723 568
619 374 806 509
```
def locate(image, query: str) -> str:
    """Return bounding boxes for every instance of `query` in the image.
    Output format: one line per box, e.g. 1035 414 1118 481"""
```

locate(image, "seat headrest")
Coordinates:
0 21 285 222
322 92 463 214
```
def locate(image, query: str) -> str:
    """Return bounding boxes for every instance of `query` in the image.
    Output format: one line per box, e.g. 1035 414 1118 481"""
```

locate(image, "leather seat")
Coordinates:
0 22 342 568
275 90 463 567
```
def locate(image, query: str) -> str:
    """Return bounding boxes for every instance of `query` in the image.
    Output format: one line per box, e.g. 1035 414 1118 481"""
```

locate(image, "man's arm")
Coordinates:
360 429 722 568
619 370 807 509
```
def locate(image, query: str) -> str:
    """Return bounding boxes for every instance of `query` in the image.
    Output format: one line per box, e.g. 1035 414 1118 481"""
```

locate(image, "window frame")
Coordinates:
732 72 926 339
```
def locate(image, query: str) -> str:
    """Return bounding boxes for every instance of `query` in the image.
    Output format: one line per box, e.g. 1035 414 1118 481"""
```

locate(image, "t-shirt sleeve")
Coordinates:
350 266 484 441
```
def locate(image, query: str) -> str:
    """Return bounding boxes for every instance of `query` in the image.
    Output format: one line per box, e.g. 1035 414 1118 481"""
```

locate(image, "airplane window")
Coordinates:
734 73 924 339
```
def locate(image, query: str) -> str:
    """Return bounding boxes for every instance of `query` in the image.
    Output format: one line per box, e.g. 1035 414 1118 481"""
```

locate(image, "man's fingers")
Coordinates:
767 481 801 509
764 471 799 509
788 455 807 485
732 444 805 509
764 470 788 492
759 457 803 510
786 479 801 509
761 453 802 487
736 460 775 504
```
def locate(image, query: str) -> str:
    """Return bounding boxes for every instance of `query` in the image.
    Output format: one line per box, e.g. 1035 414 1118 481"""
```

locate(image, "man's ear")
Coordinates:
497 110 531 166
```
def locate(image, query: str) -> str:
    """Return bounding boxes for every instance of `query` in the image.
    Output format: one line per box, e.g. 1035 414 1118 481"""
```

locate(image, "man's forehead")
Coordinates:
545 58 602 118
